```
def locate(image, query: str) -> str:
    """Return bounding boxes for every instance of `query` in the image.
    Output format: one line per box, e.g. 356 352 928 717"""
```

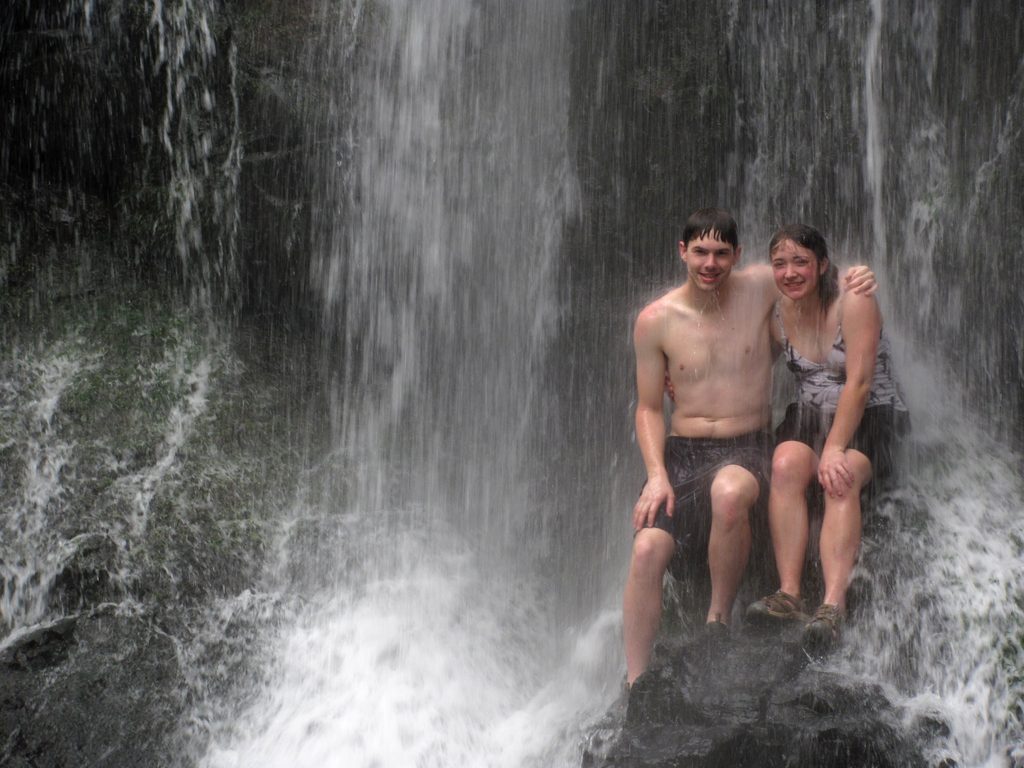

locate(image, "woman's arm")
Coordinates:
817 291 882 496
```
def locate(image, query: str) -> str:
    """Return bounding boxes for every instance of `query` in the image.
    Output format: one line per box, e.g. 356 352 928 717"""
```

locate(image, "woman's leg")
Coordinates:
819 448 873 610
768 440 818 598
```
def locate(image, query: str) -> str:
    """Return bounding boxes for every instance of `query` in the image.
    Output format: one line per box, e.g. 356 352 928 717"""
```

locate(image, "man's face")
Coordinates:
679 233 741 292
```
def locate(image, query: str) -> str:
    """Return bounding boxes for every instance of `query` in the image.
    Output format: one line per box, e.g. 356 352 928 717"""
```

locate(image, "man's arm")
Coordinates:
632 305 674 532
742 263 878 298
840 265 878 296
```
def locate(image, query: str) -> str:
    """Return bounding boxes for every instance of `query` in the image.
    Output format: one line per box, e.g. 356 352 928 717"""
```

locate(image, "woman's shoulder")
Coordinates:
835 288 881 328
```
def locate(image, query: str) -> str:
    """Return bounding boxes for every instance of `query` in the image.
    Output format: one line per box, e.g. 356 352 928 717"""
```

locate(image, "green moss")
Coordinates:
0 244 322 612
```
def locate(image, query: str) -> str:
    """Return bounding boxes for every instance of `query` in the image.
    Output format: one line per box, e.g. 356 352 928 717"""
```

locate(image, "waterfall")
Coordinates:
196 2 1023 765
0 340 92 631
2 1 1021 766
0 0 240 306
846 5 1024 764
198 3 620 767
864 0 887 263
310 0 575 554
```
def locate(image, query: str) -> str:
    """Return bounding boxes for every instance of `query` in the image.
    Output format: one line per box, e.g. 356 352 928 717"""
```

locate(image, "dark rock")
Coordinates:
51 533 123 611
584 627 928 768
0 616 78 672
0 609 185 768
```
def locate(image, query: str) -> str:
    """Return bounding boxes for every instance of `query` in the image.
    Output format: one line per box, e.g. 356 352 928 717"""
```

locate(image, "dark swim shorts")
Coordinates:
643 431 771 577
775 402 910 487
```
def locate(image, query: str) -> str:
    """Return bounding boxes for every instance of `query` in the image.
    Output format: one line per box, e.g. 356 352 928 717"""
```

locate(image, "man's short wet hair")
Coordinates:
681 208 739 248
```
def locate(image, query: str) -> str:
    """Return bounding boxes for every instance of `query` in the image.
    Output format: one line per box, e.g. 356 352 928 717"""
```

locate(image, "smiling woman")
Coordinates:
746 224 910 652
769 226 840 311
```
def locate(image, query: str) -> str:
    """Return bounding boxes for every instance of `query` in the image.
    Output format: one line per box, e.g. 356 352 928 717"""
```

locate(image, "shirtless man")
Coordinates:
623 208 872 685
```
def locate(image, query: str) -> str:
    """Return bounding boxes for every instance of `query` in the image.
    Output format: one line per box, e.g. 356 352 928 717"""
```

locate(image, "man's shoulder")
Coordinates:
639 287 692 322
634 289 687 342
728 264 777 306
733 262 774 287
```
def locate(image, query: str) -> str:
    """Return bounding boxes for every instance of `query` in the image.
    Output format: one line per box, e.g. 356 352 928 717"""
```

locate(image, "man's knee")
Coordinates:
630 528 675 576
710 466 759 527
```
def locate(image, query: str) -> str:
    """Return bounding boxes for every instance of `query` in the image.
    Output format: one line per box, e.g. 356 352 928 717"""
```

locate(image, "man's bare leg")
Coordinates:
706 465 760 623
768 441 818 598
623 527 676 684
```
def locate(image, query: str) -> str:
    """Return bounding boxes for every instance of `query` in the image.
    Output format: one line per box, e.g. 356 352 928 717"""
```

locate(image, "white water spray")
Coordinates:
198 2 615 766
0 341 91 631
864 0 887 263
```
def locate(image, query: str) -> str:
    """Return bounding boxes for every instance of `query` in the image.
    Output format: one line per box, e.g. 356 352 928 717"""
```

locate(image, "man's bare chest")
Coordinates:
665 314 767 380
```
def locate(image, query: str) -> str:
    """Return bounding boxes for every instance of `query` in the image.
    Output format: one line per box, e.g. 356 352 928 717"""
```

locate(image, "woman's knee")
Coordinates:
771 441 816 487
844 449 873 488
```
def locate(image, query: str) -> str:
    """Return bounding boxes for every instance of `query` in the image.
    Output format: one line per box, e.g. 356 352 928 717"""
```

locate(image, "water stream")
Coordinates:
200 1 617 766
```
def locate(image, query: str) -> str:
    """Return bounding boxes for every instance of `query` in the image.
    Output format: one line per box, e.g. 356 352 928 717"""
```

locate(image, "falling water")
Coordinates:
2 1 1022 766
198 2 620 767
845 4 1024 763
0 0 243 625
0 340 92 630
864 0 887 262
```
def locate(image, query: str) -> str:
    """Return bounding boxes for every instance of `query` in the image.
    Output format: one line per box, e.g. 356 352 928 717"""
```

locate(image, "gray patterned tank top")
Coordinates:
776 303 908 413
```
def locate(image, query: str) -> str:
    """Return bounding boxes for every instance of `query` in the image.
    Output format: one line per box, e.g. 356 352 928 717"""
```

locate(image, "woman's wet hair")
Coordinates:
769 223 839 311
681 207 739 248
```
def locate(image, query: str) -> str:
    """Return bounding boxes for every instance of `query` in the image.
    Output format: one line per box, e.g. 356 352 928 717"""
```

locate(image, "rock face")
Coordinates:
0 610 184 768
0 2 330 763
584 626 927 768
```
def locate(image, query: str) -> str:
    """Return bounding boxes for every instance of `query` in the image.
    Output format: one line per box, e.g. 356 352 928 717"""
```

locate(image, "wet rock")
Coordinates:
584 627 928 768
0 616 78 672
0 609 184 768
51 533 123 611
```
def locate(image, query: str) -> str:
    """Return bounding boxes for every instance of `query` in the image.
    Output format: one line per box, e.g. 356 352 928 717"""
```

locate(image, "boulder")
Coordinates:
584 626 927 768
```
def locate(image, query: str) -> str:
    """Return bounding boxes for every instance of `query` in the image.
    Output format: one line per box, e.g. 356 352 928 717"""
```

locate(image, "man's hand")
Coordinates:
632 473 674 532
843 266 878 296
817 448 854 497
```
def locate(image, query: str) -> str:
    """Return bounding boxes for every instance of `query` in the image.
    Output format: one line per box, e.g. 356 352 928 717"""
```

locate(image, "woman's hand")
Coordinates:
818 447 854 497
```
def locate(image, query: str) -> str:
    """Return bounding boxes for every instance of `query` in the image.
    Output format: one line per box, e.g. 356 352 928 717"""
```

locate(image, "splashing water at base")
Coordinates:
843 420 1024 766
200 520 620 768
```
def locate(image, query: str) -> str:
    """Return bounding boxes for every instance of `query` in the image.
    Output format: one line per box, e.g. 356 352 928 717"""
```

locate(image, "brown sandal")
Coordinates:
803 603 843 653
745 590 808 625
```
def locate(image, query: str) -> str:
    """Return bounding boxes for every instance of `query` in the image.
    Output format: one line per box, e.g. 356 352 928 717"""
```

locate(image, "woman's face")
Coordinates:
770 239 826 301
